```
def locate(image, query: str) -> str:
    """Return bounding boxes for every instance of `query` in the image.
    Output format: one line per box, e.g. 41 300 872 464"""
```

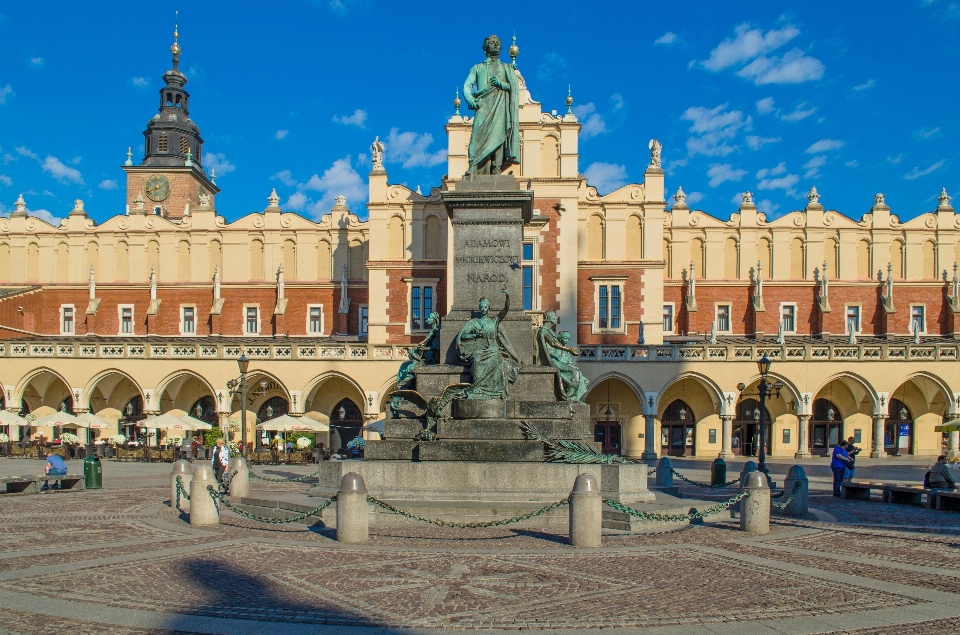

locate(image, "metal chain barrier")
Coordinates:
671 468 740 489
174 475 190 513
206 485 336 524
221 470 238 491
367 496 569 528
248 467 322 483
648 468 656 475
771 481 802 510
603 491 748 523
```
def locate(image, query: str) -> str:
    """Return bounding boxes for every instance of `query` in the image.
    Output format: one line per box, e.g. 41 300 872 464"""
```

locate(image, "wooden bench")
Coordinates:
840 481 886 500
934 490 960 510
882 484 935 507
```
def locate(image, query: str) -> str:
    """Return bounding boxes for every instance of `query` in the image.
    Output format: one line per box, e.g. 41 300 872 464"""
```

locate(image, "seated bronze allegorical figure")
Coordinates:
456 288 520 400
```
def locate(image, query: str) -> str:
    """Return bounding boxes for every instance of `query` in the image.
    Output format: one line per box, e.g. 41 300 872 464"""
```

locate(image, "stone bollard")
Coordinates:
655 456 673 487
189 465 219 526
227 457 249 498
781 465 809 517
568 473 602 548
711 458 727 486
170 459 193 513
740 471 770 535
336 472 369 544
739 460 758 487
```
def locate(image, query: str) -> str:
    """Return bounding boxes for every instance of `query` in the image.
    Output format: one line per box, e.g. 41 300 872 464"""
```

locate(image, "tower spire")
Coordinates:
170 11 181 70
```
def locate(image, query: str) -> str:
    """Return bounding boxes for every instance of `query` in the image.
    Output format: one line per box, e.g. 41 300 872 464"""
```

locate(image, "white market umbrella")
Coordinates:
33 410 88 428
142 413 200 433
79 412 113 430
178 415 213 431
256 414 329 433
0 411 27 427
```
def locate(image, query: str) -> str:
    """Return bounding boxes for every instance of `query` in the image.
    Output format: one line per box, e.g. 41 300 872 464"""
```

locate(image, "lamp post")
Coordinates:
736 356 783 477
226 354 251 457
140 426 149 463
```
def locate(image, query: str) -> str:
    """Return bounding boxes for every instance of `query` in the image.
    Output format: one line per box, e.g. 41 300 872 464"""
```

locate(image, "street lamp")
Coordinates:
140 426 149 463
226 354 251 456
737 356 783 477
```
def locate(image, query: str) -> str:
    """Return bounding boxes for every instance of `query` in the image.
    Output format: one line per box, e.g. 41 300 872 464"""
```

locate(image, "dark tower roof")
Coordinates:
141 22 205 169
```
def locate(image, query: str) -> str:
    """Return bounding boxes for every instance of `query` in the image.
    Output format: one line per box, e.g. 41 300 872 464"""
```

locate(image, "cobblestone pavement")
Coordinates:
0 459 958 633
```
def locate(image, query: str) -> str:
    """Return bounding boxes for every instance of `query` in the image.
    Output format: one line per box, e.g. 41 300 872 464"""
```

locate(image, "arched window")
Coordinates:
250 240 264 280
790 237 805 279
175 94 183 109
758 237 772 278
257 395 289 423
115 242 130 282
723 237 739 279
388 216 405 260
348 239 364 279
0 243 9 282
540 135 560 178
85 242 99 279
890 240 905 279
25 243 39 281
165 92 173 107
856 240 871 279
146 240 160 280
823 237 839 278
55 243 69 283
587 215 604 260
922 240 936 280
282 239 297 280
661 399 695 457
626 216 643 259
177 241 191 281
189 396 218 424
317 240 332 280
158 133 168 153
424 215 441 259
690 238 705 276
886 397 912 455
207 240 222 278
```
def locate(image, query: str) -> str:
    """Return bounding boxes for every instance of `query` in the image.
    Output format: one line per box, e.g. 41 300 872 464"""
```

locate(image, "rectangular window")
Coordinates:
61 305 75 335
359 306 369 335
246 307 259 334
410 286 433 331
716 304 731 332
308 306 323 334
662 304 674 334
120 306 133 334
911 305 925 334
599 286 609 329
182 306 195 334
846 305 861 334
708 429 717 444
610 285 621 329
781 304 796 333
522 266 533 311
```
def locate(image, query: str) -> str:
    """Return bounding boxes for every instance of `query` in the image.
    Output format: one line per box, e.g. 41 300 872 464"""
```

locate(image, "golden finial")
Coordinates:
566 85 574 114
454 87 461 116
170 10 182 69
509 32 519 67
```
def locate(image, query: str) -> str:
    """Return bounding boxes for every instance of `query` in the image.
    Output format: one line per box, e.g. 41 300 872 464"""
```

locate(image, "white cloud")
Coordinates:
385 128 447 168
204 152 235 176
905 159 945 180
845 160 859 167
275 129 289 140
757 199 780 216
332 108 368 128
780 103 817 122
757 172 800 196
271 169 297 187
756 97 776 114
681 104 752 158
746 135 781 150
300 156 366 217
42 156 83 185
737 48 825 85
28 208 61 226
0 174 11 187
706 163 748 188
887 154 903 165
2 154 13 164
756 162 787 179
914 126 940 139
0 85 12 104
853 79 876 91
700 23 800 71
29 57 44 68
131 77 150 88
537 52 567 83
284 192 308 211
685 191 704 205
806 139 844 153
97 179 118 190
584 162 628 194
803 155 827 179
69 156 81 165
16 146 38 160
610 93 624 110
655 32 678 45
573 103 606 138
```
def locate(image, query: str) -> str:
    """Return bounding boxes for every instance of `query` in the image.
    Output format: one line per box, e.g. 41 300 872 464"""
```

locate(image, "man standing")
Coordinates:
928 455 956 490
844 436 862 481
211 437 229 486
463 35 520 176
830 439 853 496
43 451 68 490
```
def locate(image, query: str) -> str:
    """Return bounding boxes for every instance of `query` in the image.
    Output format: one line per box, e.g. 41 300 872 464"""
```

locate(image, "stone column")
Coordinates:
217 411 230 442
718 415 734 459
641 415 658 460
870 414 887 458
795 415 812 458
944 414 960 458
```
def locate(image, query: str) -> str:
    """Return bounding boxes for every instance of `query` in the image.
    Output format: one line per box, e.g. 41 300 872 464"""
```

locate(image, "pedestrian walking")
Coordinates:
830 439 853 496
844 436 862 481
211 437 230 486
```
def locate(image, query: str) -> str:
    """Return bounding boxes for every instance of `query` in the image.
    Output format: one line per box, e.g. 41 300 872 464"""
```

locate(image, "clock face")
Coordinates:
144 175 171 202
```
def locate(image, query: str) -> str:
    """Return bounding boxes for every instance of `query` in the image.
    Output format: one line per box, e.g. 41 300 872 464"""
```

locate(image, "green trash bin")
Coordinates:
83 455 102 490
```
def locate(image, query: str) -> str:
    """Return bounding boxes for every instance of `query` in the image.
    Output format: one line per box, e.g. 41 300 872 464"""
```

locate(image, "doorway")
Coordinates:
885 398 912 456
661 399 695 457
810 398 841 456
734 399 771 456
593 421 622 455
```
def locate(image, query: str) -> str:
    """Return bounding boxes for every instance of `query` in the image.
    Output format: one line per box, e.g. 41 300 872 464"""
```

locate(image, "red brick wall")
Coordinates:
383 266 447 344
576 267 644 345
534 198 561 312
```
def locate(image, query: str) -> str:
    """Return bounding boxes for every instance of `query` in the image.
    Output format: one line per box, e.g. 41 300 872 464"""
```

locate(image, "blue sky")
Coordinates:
0 1 958 225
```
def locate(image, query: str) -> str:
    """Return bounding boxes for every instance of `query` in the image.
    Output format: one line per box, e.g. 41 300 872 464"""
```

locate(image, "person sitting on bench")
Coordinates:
43 452 68 490
928 455 957 490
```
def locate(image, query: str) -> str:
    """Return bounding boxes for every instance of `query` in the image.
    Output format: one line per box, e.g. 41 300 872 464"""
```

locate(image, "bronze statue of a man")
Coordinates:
463 35 521 175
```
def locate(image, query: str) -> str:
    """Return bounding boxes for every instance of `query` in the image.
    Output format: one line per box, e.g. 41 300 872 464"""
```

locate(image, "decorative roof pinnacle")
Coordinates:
124 147 133 166
565 85 573 114
170 11 181 70
509 33 519 67
454 87 461 116
267 188 280 208
806 185 820 204
939 187 952 208
673 186 687 206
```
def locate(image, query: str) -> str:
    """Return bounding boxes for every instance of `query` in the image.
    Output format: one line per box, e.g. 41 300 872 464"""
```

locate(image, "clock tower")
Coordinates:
123 22 219 219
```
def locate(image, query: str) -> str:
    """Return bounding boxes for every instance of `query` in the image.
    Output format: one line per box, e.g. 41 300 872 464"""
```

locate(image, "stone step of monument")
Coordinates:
600 496 734 532
417 439 544 462
383 420 423 439
364 439 419 461
437 418 582 440
232 496 327 527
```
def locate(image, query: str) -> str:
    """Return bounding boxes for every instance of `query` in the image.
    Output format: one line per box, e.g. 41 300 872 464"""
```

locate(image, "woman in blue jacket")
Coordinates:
830 439 853 496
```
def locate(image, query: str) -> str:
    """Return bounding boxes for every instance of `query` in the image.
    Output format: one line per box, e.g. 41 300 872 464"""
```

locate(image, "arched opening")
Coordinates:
856 240 871 280
723 237 738 279
811 398 843 455
626 216 643 260
388 216 405 260
18 370 73 442
165 92 173 107
250 240 264 280
179 136 189 154
118 395 146 442
146 240 160 280
758 237 772 278
257 396 289 423
661 399 695 457
657 375 722 457
922 240 937 280
317 240 332 280
348 239 364 279
25 243 39 281
824 237 839 278
226 373 290 449
156 372 216 419
690 238 705 276
85 242 99 278
207 240 222 278
886 398 912 456
115 242 130 282
302 373 366 454
584 377 644 457
890 240 905 279
177 241 191 281
587 215 604 261
540 134 560 178
55 243 69 283
330 398 363 455
733 398 772 456
790 237 804 279
0 242 10 282
889 375 949 456
424 215 442 259
281 239 297 281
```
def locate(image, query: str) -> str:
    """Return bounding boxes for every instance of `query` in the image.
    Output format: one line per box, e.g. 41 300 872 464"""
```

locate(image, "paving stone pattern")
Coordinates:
0 461 957 633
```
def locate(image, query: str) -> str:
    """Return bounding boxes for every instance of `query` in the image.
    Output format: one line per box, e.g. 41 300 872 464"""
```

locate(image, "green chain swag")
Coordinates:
174 475 190 513
206 485 337 524
248 467 322 483
670 468 740 489
366 496 569 528
771 481 802 510
648 468 656 475
220 470 238 491
603 491 748 522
